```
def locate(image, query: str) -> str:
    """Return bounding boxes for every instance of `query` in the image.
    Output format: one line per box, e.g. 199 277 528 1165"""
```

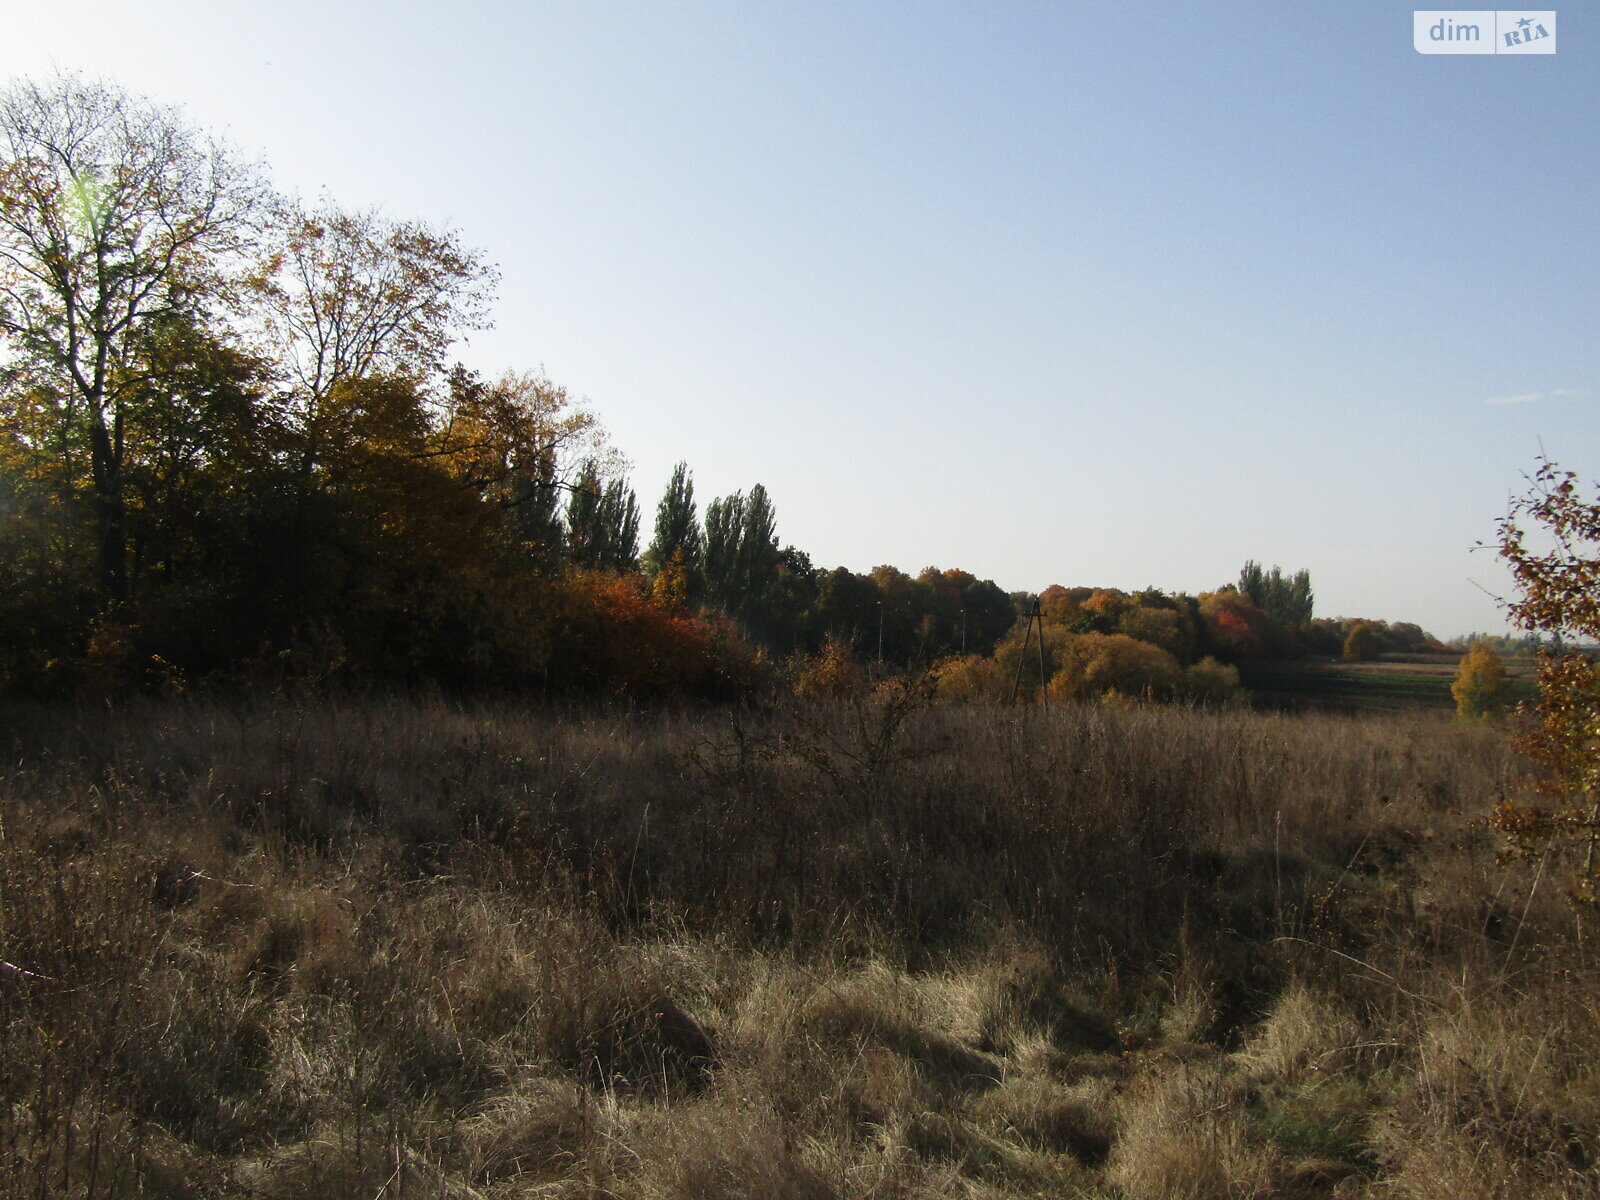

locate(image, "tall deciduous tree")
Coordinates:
738 483 780 599
702 483 784 628
0 74 266 595
439 367 606 568
596 477 641 572
250 198 495 477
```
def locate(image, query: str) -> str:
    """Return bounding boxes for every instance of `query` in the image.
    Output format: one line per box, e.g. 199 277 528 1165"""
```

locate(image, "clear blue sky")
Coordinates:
5 2 1595 637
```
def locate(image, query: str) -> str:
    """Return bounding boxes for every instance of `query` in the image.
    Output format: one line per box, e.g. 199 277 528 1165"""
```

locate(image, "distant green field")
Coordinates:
1243 655 1539 713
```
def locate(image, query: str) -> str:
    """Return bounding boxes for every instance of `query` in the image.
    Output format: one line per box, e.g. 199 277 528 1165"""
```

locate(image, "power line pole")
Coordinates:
1009 597 1048 707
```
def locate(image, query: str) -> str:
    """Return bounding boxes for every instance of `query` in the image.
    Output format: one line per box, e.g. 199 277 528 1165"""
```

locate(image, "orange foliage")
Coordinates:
931 654 1008 702
548 570 763 698
1046 633 1181 703
1038 585 1093 625
795 637 866 699
1198 590 1283 663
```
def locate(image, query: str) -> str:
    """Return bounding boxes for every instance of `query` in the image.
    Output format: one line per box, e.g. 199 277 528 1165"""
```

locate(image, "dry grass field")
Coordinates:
2 693 1597 1198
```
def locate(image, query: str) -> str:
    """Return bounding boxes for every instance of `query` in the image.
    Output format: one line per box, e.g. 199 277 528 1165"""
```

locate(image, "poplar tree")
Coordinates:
565 459 639 571
703 491 745 612
1239 561 1314 627
643 461 701 578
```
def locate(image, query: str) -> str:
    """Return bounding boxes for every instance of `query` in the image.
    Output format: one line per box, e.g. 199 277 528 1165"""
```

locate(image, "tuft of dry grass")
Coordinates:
1108 1064 1280 1199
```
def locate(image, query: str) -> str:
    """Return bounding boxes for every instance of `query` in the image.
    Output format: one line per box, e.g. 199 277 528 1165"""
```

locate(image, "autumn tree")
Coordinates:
438 367 611 570
1492 458 1600 899
814 565 879 649
914 567 1016 657
1046 632 1182 703
0 74 267 596
1342 621 1380 662
1452 640 1511 721
1198 589 1285 663
250 197 495 478
651 549 692 613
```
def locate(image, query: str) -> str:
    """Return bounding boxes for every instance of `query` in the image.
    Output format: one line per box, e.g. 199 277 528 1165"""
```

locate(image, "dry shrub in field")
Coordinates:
956 941 1119 1059
724 958 1009 1141
795 637 866 699
510 907 715 1095
0 693 1574 1199
1108 1065 1280 1200
792 963 1003 1098
236 1126 458 1200
206 883 359 992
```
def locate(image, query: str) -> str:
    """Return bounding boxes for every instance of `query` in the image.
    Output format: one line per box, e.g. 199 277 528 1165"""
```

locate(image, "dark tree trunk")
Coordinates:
87 411 126 600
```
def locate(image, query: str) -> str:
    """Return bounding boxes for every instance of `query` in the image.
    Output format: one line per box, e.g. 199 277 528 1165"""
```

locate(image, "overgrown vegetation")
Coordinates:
4 693 1596 1199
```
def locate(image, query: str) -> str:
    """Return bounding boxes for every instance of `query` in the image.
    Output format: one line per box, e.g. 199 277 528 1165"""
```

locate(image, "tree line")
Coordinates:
0 74 1028 696
0 73 1448 701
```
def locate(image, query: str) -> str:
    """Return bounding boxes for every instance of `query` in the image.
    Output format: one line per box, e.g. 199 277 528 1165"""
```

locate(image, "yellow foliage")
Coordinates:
795 638 865 699
931 654 1007 703
1118 605 1188 660
1342 622 1381 662
651 550 692 615
1046 633 1181 703
1451 641 1511 721
1181 656 1241 706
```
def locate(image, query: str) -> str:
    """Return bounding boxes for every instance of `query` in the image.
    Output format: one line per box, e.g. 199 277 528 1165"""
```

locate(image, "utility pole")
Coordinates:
1009 597 1049 707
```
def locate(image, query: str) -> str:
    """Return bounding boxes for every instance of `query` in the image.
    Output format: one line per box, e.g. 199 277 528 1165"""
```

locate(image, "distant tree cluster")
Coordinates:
1447 631 1558 655
983 584 1279 705
1238 561 1313 627
634 462 1016 666
1303 617 1445 659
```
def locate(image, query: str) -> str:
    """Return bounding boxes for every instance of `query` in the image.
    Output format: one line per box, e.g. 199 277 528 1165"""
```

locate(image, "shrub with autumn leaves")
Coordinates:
1491 459 1600 904
544 570 769 699
1452 641 1512 721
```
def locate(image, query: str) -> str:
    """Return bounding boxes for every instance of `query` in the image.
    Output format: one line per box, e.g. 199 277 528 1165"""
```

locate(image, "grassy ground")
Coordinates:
2 693 1595 1198
1244 653 1539 713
